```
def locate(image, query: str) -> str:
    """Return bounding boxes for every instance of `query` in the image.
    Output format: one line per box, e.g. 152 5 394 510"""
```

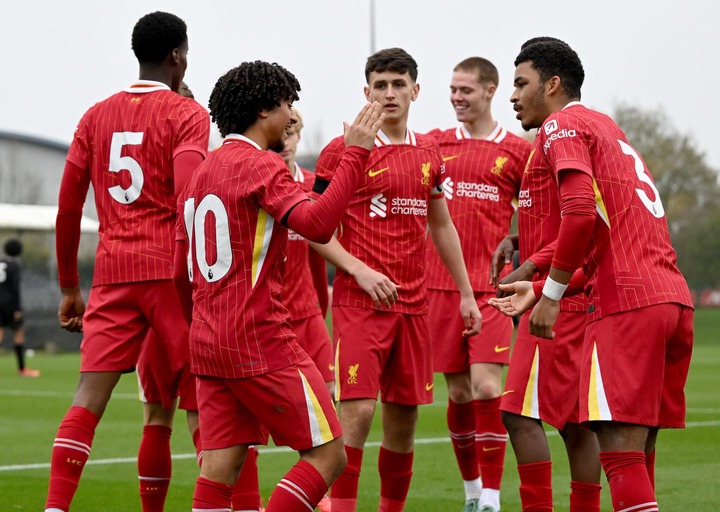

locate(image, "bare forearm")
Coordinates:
308 237 364 276
430 222 473 297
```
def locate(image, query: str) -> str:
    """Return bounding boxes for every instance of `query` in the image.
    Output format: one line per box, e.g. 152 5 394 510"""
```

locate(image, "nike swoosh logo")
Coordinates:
457 442 474 449
494 345 510 353
502 389 515 396
442 155 460 162
425 383 434 391
368 167 390 177
482 446 501 452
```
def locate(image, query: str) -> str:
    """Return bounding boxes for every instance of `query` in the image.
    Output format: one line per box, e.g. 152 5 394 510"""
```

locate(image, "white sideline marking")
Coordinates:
2 420 719 473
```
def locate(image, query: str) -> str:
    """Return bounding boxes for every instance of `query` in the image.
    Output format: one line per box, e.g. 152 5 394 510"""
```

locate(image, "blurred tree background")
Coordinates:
614 104 720 289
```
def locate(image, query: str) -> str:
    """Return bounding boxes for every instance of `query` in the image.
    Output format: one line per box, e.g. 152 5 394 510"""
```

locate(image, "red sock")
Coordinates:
138 424 172 512
378 447 413 511
448 399 479 480
45 406 100 511
600 451 657 511
265 460 327 512
474 397 507 489
193 428 203 467
193 476 232 510
569 480 601 512
331 445 363 512
232 447 261 510
517 461 553 512
646 450 656 490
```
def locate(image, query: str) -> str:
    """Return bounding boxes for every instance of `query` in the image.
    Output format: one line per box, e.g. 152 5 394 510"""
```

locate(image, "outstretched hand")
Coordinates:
487 281 537 317
343 102 385 150
495 260 538 298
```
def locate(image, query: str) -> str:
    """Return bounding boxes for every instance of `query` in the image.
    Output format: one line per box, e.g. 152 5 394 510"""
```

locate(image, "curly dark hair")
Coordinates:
131 11 187 64
514 40 584 99
520 36 568 50
365 47 418 83
209 61 301 137
4 239 22 257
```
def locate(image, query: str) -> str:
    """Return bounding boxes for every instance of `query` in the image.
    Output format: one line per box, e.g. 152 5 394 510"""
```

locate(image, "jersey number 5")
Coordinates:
109 131 144 204
183 195 233 283
618 140 665 218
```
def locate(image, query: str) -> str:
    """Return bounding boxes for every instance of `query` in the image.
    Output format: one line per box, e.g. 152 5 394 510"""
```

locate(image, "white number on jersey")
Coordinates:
0 262 6 283
183 195 232 283
618 140 665 218
108 131 144 204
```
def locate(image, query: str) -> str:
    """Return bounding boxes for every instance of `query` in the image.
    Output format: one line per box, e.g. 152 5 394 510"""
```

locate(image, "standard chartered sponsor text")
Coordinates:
391 197 427 216
517 188 532 208
456 181 500 202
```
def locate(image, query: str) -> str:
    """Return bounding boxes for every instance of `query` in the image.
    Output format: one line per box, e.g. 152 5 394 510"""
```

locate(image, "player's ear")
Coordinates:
411 83 420 102
546 75 562 96
364 86 371 102
170 47 181 66
486 83 497 99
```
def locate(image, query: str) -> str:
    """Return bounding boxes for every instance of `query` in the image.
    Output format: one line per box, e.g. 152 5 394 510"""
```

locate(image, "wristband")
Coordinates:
542 276 568 301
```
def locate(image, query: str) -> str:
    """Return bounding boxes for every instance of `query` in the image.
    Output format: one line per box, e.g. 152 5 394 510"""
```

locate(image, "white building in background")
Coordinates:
0 131 98 351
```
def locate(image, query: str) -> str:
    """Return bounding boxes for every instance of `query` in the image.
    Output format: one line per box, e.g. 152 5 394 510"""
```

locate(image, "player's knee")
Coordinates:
446 382 472 403
472 379 502 399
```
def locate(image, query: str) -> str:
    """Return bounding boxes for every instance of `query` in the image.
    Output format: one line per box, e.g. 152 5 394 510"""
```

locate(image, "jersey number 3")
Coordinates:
619 140 665 218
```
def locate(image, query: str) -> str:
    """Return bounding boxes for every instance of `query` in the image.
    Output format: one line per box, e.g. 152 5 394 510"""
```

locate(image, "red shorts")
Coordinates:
196 357 342 451
332 306 432 405
292 313 334 383
80 281 188 373
430 290 513 373
580 303 694 428
501 310 585 430
137 329 196 411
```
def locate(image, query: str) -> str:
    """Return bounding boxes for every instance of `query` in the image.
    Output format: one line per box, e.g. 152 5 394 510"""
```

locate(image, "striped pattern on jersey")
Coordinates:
66 80 210 285
315 129 445 314
539 103 692 320
518 138 586 313
178 135 309 379
425 124 530 292
283 164 323 321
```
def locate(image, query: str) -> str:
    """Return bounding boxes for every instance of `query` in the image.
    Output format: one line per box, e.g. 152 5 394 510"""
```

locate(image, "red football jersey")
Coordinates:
283 163 323 321
538 102 692 320
518 137 586 313
178 135 309 378
425 124 530 292
315 129 445 314
66 81 209 285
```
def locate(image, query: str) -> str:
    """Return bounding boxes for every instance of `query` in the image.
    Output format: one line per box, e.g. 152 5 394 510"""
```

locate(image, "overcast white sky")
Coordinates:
1 0 717 169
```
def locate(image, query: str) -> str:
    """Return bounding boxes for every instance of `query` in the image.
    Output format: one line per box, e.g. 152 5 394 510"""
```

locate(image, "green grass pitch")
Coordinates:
1 309 718 510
